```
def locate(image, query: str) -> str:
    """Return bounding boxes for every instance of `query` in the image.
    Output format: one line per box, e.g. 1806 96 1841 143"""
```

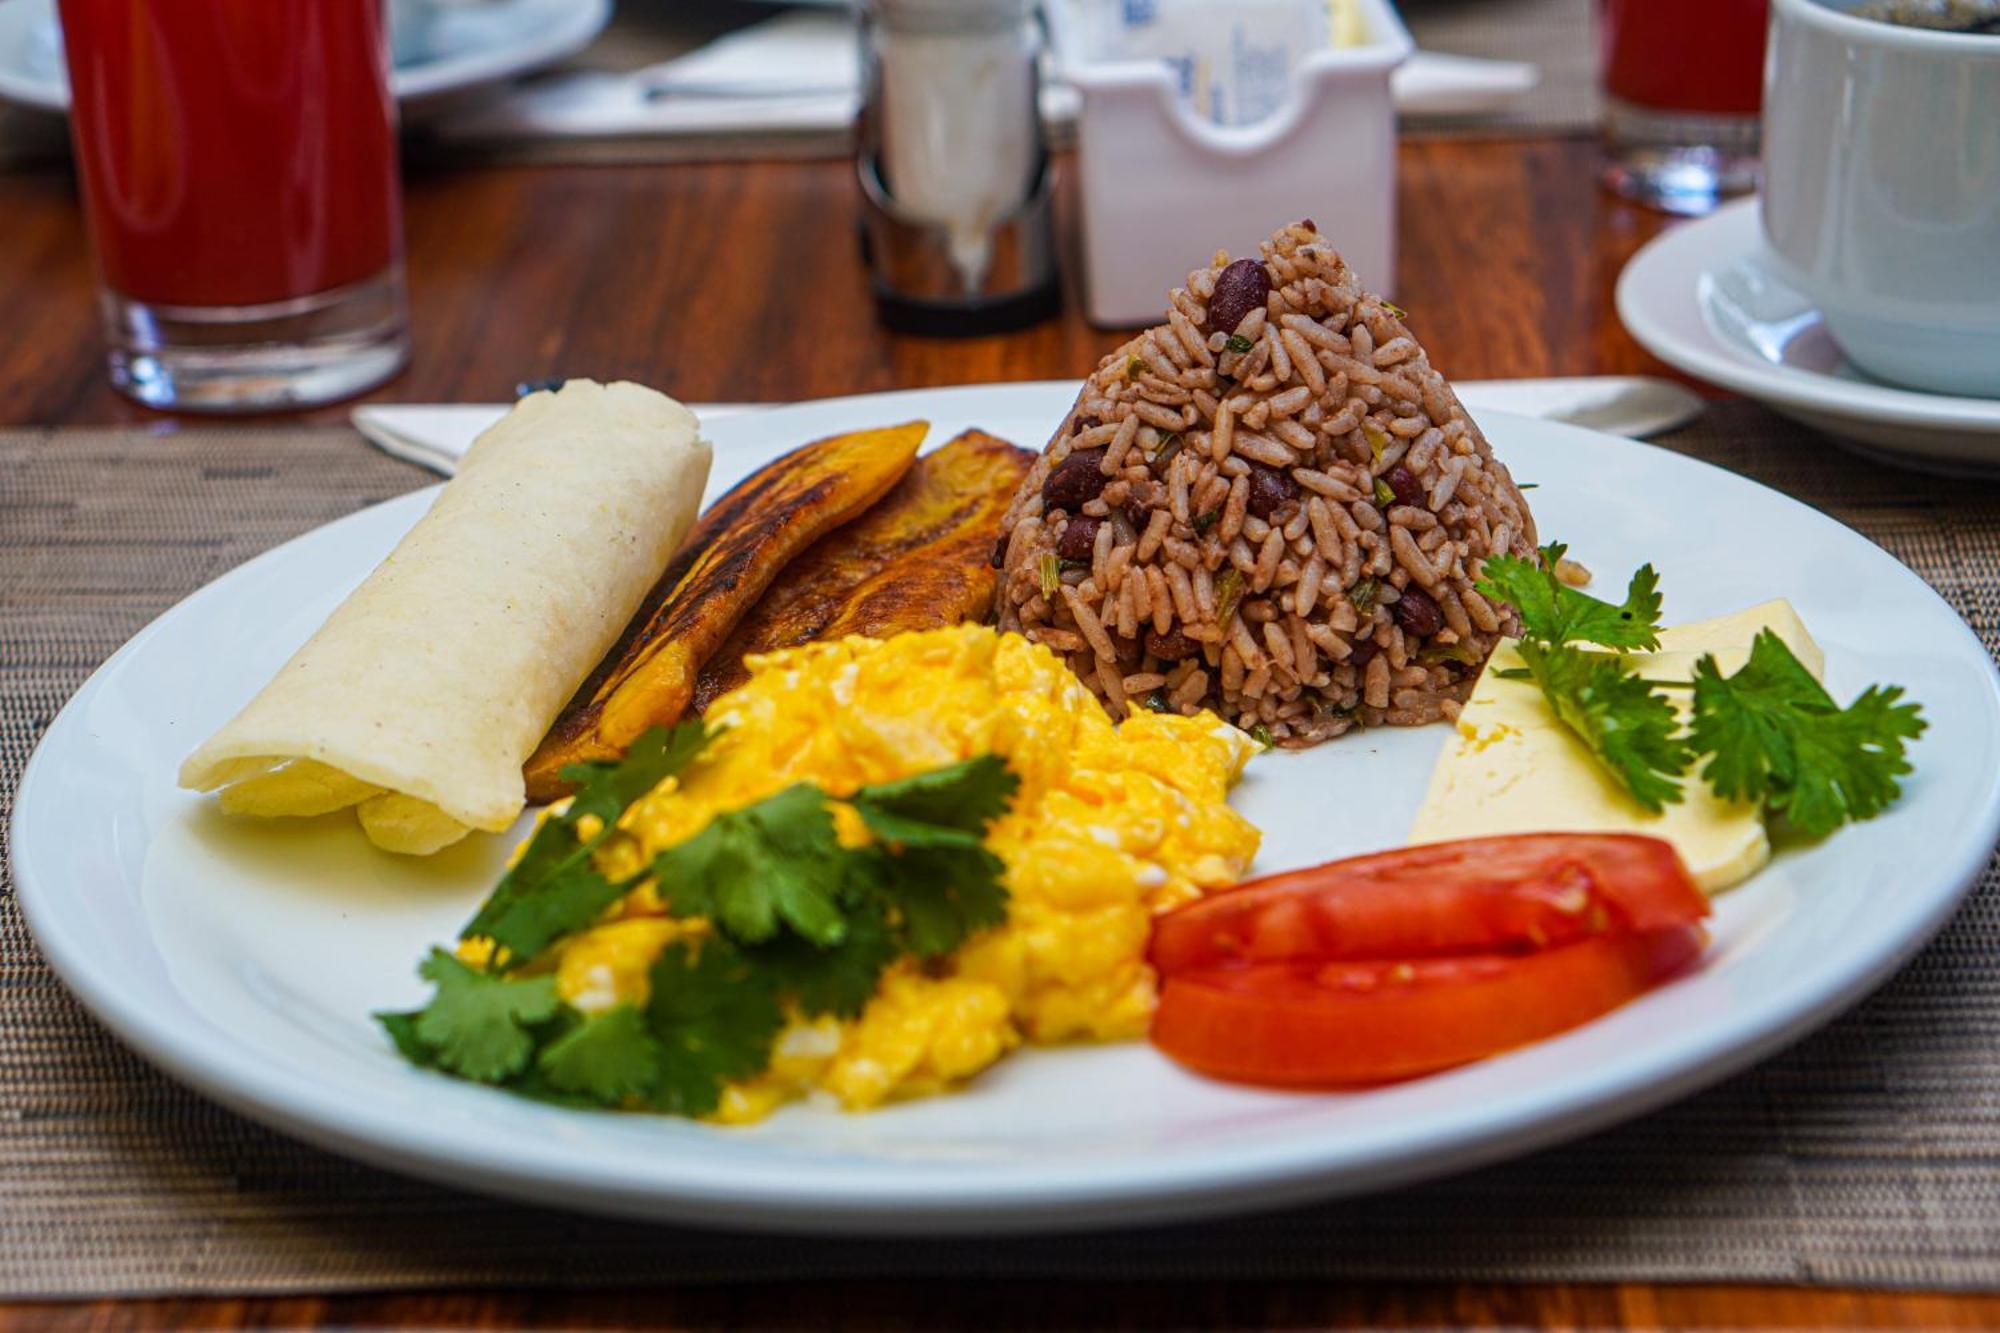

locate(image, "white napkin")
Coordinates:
352 400 756 472
352 404 512 473
353 402 759 475
432 9 1539 147
353 381 1701 477
640 10 859 96
437 13 860 144
1392 51 1541 117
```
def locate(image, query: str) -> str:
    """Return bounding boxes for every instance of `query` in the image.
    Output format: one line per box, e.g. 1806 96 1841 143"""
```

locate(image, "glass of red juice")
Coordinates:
1599 0 1770 215
58 0 409 411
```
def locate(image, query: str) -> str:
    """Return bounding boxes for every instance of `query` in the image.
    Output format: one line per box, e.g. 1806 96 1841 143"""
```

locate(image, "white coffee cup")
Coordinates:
1762 0 2000 398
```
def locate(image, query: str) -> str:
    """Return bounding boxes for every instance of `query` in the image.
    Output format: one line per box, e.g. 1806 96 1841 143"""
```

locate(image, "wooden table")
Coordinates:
4 135 1998 1331
1 137 1666 427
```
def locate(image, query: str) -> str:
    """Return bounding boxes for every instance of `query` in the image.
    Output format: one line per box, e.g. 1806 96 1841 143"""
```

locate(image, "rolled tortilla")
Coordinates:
180 379 712 852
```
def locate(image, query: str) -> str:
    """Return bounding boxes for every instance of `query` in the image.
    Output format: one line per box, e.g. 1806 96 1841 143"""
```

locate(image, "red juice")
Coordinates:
59 0 402 310
1601 0 1771 116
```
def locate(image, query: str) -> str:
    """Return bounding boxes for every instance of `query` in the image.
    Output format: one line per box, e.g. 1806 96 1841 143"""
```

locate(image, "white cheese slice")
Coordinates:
1654 599 1823 678
1408 600 1823 893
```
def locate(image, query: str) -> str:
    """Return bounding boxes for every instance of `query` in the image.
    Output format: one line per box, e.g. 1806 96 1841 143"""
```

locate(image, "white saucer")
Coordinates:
0 0 611 114
1617 199 2000 476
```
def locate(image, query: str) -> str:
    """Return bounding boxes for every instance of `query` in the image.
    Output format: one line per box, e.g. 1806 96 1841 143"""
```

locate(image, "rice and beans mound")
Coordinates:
995 222 1540 745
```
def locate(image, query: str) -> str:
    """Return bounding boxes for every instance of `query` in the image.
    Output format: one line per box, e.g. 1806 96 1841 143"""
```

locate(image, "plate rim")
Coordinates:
1615 198 2000 434
15 384 2000 1234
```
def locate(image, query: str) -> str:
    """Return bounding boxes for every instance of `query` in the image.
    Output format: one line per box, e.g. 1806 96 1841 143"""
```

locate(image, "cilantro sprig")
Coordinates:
1476 542 1925 829
849 757 1015 957
654 784 850 946
1478 543 1662 651
378 949 560 1082
640 938 788 1116
1515 638 1689 813
654 755 1017 987
1691 630 1925 838
464 721 714 965
534 1004 661 1104
378 741 1020 1116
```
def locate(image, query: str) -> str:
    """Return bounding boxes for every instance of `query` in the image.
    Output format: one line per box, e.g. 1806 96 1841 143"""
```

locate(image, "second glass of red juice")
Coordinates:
1600 0 1770 215
59 0 409 411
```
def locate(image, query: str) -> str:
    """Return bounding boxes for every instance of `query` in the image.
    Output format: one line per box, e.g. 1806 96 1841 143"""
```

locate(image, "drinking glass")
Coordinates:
1599 0 1770 215
58 0 410 412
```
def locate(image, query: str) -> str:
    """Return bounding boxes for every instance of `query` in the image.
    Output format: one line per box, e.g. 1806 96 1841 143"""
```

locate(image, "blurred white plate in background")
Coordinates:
0 0 612 113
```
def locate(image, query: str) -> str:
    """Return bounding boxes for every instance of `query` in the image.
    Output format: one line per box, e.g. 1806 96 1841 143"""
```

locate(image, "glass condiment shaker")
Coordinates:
857 0 1060 335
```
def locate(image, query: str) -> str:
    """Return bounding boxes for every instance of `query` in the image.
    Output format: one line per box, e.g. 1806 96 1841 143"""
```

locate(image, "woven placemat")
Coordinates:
4 401 1999 1299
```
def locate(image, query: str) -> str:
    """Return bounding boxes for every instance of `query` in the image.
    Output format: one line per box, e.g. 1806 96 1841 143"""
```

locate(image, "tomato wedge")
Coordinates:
1147 834 1710 1088
1149 833 1707 974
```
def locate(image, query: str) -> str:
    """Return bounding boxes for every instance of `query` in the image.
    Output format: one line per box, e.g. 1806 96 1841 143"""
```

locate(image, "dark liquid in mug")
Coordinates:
1845 0 2000 31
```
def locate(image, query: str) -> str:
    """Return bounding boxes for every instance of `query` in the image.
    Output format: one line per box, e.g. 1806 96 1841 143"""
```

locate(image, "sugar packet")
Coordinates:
1061 0 1365 127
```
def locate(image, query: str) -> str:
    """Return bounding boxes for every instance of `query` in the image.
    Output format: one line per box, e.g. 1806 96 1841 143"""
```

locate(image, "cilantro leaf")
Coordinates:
1477 543 1663 650
375 1009 435 1068
1780 686 1926 834
1689 630 1825 805
651 784 849 947
403 948 561 1083
394 751 1024 1117
1690 630 1926 837
1517 640 1689 813
535 1004 662 1104
873 843 1012 959
463 855 626 973
849 755 1020 847
462 722 713 963
644 939 785 1117
1473 550 1560 637
561 722 717 826
847 758 1015 959
753 902 899 1019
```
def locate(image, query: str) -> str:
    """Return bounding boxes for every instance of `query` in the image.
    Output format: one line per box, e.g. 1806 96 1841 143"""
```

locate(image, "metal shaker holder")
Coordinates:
855 0 1061 336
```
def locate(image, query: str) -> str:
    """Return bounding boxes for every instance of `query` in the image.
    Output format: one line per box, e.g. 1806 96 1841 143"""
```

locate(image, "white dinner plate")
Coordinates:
1616 199 2000 476
14 383 2000 1235
0 0 612 114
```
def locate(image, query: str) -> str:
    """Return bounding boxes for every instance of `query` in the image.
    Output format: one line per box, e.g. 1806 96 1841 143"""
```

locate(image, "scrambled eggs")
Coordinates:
551 625 1260 1122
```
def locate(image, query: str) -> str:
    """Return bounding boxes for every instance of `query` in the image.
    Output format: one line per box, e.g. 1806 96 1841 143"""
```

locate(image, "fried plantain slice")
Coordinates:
690 429 1036 715
524 421 926 800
